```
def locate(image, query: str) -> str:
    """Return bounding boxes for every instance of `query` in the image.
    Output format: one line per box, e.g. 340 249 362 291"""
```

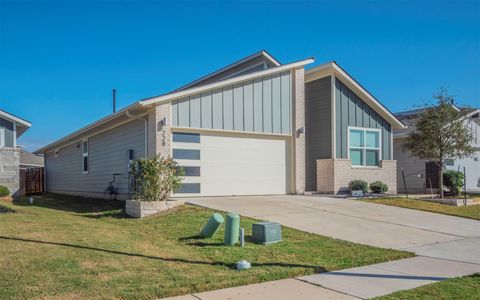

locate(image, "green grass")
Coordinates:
376 273 480 299
0 194 413 299
360 197 480 221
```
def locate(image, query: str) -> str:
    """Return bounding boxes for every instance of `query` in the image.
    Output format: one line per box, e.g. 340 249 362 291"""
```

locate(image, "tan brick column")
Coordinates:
147 102 171 158
294 67 306 194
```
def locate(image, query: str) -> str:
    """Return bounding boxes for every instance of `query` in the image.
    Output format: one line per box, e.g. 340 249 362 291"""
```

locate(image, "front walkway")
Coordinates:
164 195 480 299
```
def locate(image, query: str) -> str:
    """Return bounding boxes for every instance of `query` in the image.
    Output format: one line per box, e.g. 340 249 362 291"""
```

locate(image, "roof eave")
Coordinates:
140 57 315 107
306 62 406 130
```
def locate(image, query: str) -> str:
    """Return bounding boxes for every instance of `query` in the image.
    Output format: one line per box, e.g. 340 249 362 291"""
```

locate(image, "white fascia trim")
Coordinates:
139 58 315 106
306 62 405 130
173 51 282 92
0 110 32 128
34 102 143 154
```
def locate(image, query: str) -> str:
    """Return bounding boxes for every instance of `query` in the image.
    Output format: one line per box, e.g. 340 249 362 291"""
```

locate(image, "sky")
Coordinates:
0 1 479 151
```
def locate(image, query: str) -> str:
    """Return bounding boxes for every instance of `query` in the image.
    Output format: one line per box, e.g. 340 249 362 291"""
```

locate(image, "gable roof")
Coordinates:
0 109 32 137
305 62 405 130
34 55 314 154
173 50 282 92
393 106 480 138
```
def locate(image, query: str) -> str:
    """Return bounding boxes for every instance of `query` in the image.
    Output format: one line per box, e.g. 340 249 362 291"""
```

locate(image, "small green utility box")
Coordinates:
252 222 282 244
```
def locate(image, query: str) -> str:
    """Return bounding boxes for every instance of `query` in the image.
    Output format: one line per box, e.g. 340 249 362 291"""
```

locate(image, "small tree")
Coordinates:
403 89 476 198
129 155 183 201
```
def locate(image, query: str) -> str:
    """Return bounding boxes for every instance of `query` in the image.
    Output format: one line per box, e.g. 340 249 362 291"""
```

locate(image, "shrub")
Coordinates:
0 185 10 197
370 181 389 193
443 170 464 196
129 155 183 201
349 180 368 193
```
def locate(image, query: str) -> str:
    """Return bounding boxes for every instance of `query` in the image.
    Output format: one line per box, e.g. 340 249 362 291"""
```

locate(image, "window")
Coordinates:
349 128 381 166
177 166 201 177
0 128 4 147
82 140 89 173
176 183 201 194
445 159 454 166
173 132 200 143
173 149 200 160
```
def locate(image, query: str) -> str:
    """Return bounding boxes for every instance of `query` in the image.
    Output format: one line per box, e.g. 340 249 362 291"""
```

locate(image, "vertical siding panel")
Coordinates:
263 76 273 133
272 73 282 133
212 89 223 129
363 103 370 127
201 92 212 129
223 87 234 130
172 101 178 126
340 83 349 158
243 81 254 132
233 84 244 131
178 98 190 127
253 79 263 132
335 78 342 158
348 89 356 126
281 72 290 134
355 95 363 127
190 95 201 128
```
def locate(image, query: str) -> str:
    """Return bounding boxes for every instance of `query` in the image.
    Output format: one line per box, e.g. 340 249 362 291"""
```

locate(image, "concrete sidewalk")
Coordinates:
164 256 479 300
162 195 480 299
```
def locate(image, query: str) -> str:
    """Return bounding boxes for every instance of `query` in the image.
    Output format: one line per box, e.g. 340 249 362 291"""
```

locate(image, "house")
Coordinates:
0 109 32 195
34 51 405 199
394 107 480 194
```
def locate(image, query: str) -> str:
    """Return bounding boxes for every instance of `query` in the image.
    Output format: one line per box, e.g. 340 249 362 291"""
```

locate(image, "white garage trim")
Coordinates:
172 130 292 197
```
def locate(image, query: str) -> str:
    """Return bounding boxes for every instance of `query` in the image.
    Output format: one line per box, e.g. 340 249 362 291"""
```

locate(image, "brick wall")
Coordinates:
148 102 172 158
294 67 306 194
0 147 20 196
317 158 397 194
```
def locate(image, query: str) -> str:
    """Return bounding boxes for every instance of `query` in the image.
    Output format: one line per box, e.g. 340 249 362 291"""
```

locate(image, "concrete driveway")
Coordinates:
185 195 480 264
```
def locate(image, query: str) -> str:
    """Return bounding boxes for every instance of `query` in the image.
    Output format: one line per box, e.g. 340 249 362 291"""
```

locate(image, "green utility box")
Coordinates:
199 213 224 238
224 213 240 246
252 222 282 244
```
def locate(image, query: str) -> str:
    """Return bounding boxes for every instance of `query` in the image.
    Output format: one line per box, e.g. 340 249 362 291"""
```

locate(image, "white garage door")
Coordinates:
172 131 290 196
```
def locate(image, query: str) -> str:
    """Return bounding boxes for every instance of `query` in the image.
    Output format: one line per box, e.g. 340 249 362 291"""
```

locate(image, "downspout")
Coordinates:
126 111 148 157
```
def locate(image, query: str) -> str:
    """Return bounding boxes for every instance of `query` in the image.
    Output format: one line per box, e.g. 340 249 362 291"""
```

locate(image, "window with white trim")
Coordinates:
0 128 4 147
82 140 89 173
349 128 381 166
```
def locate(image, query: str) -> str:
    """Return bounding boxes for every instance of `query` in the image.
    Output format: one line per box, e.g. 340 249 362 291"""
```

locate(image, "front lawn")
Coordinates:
360 197 480 221
0 194 412 299
377 273 480 299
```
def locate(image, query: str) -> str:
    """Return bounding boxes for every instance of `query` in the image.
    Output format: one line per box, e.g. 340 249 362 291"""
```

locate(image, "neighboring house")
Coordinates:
0 109 32 195
20 149 44 170
394 107 480 193
34 50 404 199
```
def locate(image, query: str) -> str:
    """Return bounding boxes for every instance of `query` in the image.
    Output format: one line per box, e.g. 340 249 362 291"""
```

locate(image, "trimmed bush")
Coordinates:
129 155 183 201
370 181 389 193
443 170 464 196
349 180 368 193
0 185 10 197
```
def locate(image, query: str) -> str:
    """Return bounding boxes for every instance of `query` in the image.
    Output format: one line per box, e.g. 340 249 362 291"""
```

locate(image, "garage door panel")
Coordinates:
173 131 290 196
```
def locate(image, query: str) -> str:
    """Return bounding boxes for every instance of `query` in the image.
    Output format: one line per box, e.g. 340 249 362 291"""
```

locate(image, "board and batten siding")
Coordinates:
0 117 14 147
335 78 392 160
172 71 292 134
45 119 145 198
305 76 332 191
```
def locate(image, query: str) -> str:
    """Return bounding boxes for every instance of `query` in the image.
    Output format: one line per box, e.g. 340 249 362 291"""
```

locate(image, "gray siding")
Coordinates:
172 71 292 134
335 78 392 160
45 119 145 198
393 138 426 193
0 117 14 147
305 76 332 191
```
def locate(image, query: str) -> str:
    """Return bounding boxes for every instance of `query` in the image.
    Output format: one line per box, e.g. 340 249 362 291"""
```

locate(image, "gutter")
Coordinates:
126 111 148 158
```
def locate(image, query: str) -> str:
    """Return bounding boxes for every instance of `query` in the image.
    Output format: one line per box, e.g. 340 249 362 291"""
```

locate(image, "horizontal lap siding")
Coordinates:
335 78 392 160
172 71 292 134
45 119 145 197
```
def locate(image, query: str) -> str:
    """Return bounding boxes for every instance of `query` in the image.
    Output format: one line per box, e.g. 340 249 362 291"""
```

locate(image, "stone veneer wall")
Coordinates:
0 147 20 196
294 67 306 194
317 158 397 194
148 102 171 158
